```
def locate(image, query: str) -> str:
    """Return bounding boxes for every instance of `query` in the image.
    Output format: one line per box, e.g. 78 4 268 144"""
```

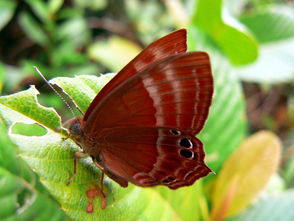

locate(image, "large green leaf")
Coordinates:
191 0 258 65
188 27 247 172
0 74 209 220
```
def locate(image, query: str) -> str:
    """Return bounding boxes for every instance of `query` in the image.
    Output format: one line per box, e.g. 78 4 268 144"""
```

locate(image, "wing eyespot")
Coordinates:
179 149 194 159
162 176 176 184
170 129 181 135
179 138 193 148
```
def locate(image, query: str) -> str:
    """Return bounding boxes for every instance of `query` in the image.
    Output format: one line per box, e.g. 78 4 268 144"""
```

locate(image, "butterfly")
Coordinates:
67 29 213 205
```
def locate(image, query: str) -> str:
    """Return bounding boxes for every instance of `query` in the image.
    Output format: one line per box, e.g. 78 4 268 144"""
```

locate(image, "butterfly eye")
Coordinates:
170 129 181 135
162 176 176 184
179 138 193 148
180 149 194 159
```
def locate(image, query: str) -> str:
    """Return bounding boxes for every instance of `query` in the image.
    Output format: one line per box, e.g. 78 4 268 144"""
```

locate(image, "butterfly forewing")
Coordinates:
84 29 187 120
85 52 213 136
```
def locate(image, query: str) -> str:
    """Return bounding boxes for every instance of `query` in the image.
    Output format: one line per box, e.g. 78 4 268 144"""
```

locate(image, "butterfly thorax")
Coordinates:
67 117 98 155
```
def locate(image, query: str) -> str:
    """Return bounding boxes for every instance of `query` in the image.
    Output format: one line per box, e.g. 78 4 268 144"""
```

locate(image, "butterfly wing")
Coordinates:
97 127 211 189
85 52 213 136
84 52 213 188
84 29 187 120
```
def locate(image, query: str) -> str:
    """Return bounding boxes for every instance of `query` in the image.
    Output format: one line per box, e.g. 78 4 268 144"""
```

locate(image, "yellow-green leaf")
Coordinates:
211 131 281 220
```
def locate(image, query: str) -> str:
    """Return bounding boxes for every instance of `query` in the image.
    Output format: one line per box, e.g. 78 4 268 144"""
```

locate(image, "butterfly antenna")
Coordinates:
33 66 76 118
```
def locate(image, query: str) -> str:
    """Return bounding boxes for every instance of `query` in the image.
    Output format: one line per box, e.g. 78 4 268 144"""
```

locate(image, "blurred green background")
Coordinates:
0 0 293 220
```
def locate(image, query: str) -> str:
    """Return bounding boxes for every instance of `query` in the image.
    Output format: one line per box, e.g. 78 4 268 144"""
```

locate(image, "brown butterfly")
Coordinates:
67 29 213 209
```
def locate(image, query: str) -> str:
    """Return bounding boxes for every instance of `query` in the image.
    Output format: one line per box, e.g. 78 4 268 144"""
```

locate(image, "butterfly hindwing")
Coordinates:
95 127 211 189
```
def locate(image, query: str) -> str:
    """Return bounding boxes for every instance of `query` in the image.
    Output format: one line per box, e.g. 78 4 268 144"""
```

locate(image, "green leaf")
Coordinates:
18 12 49 46
0 0 16 31
188 27 247 172
88 36 142 72
0 86 61 131
239 6 294 43
214 24 258 66
0 120 32 182
0 168 66 220
0 120 66 220
0 75 209 220
191 0 258 65
231 191 294 221
211 131 281 219
192 0 222 32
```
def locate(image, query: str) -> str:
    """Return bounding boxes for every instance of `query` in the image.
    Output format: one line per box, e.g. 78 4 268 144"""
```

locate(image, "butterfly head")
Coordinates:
67 117 85 143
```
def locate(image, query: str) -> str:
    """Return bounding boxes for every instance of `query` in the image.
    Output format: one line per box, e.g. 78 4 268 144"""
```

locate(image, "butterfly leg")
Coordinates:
67 151 88 185
85 184 107 212
86 160 107 210
93 160 106 196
